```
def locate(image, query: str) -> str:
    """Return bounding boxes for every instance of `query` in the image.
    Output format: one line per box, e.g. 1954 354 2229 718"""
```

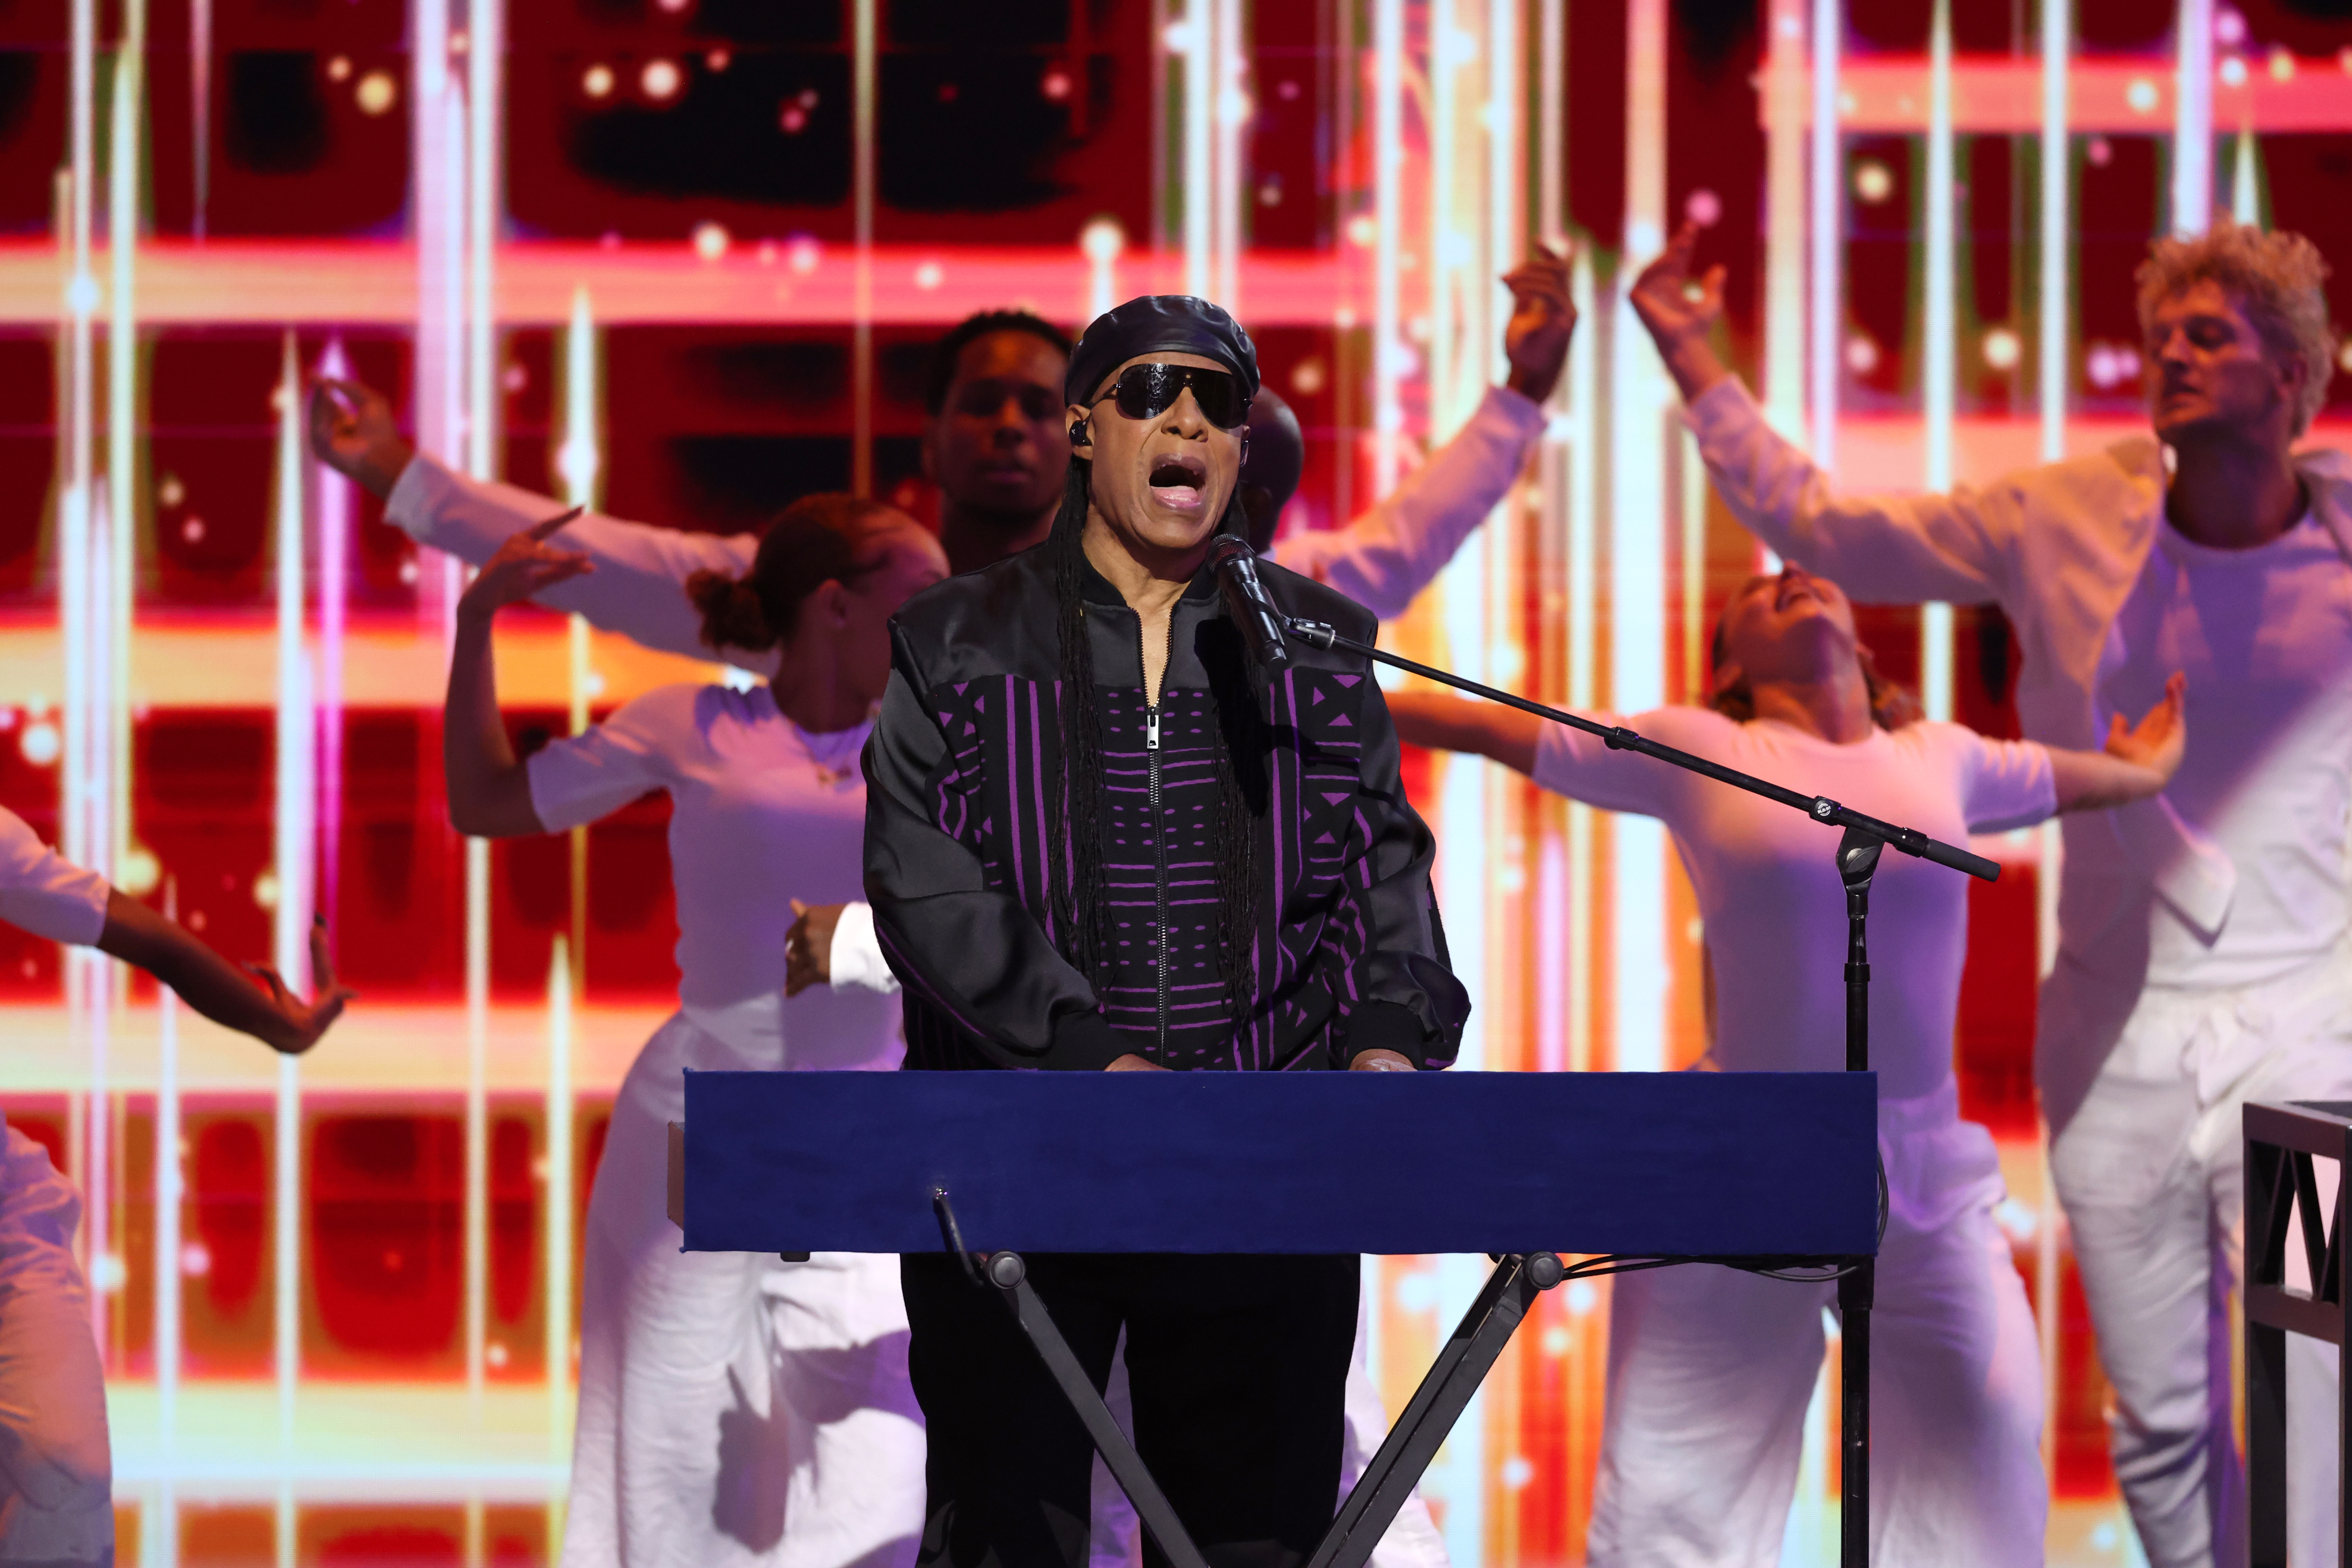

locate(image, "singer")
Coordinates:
861 294 1468 1568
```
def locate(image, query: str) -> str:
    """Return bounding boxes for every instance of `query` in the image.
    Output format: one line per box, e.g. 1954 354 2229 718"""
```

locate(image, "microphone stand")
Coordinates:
1283 615 2001 1568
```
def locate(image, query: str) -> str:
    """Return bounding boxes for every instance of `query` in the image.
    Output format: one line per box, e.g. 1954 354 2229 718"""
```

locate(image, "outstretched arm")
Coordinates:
1386 690 1545 777
1269 248 1570 620
99 903 349 1055
2049 674 2185 811
445 517 593 838
1630 223 2023 608
309 379 773 673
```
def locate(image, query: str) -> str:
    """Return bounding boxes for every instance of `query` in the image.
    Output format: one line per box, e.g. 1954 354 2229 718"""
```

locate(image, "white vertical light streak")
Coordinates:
63 0 105 1352
1535 0 1567 1083
1181 0 1213 296
1566 251 1597 1078
852 0 875 496
466 0 502 485
1371 0 1403 495
1612 0 1669 1075
1809 0 1842 471
314 339 350 957
2040 0 2071 464
108 0 142 902
1211 0 1243 308
1920 0 1955 721
2173 0 2213 236
2230 127 2260 226
1763 0 1809 439
412 0 462 467
152 923 180 1566
546 937 576 1463
270 334 311 1568
82 485 114 1352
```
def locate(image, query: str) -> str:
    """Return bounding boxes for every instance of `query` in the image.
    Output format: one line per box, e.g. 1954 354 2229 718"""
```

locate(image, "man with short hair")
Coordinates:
1631 219 2351 1568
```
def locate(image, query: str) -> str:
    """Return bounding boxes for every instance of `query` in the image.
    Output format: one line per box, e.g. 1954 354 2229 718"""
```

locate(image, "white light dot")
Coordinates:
642 59 683 101
326 55 351 83
1852 160 1893 204
2087 345 2120 388
156 474 184 508
789 237 822 273
1500 1455 1534 1490
22 722 60 767
487 1341 510 1368
656 0 691 12
1162 20 1193 51
692 222 730 261
1042 69 1071 101
1539 1324 1571 1356
1684 188 1722 227
180 1241 212 1277
2269 48 2296 82
254 871 279 911
1345 214 1377 249
118 847 160 896
1565 1279 1597 1316
1080 217 1124 264
356 70 397 115
1393 1271 1438 1314
583 64 614 99
2337 342 2352 374
1290 358 1326 397
2219 56 2248 88
1982 326 2022 370
1845 335 1880 375
913 261 943 290
2127 78 2159 113
706 48 730 72
2087 135 2114 167
2216 7 2246 45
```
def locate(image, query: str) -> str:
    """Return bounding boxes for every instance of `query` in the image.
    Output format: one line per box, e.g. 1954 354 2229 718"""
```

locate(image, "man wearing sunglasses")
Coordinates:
306 279 1570 1568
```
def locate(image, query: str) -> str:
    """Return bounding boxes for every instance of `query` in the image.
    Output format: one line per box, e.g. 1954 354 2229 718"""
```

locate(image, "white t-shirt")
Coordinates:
1533 710 2055 1100
526 684 902 1072
0 806 108 947
2099 513 2352 992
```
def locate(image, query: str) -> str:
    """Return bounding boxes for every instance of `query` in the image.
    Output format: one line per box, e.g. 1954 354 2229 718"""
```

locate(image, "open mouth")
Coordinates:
1149 452 1209 511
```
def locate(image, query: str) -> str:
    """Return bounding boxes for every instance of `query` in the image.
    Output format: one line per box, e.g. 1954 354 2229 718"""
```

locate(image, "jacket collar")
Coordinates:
1075 545 1226 610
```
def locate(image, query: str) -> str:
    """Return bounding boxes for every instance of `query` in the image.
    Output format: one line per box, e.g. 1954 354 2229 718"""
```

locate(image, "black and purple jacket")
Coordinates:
862 543 1468 1074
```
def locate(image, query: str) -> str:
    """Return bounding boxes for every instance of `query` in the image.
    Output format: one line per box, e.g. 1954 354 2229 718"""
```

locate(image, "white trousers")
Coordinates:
1087 1302 1451 1568
1585 1084 2047 1568
2049 953 2352 1568
561 1014 926 1568
0 1124 111 1566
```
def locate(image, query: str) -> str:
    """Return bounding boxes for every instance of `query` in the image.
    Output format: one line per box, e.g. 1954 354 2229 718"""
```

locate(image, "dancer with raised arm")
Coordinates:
864 295 1467 1568
1631 217 2351 1568
441 497 946 1568
0 813 347 1566
1392 562 2183 1566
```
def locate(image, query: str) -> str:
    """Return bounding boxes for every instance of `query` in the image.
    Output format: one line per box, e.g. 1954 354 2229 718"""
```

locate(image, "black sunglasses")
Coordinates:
1090 363 1252 430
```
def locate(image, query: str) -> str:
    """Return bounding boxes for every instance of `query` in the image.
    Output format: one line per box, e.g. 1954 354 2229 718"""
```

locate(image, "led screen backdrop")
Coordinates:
3 0 2350 1563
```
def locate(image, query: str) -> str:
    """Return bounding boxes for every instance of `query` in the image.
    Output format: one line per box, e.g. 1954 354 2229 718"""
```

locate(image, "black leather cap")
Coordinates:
1065 295 1261 407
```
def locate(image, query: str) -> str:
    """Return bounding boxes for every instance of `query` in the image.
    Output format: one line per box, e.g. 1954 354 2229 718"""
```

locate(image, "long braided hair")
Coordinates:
1047 460 1267 1036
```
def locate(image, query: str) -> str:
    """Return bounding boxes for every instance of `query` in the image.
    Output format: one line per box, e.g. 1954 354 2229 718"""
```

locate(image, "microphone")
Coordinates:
1207 535 1290 686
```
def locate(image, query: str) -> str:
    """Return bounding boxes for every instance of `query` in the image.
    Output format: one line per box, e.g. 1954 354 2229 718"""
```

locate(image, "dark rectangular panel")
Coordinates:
681 1068 1879 1258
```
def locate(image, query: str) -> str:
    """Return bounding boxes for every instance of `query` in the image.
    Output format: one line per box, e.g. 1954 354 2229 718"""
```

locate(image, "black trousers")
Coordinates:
901 1251 1360 1568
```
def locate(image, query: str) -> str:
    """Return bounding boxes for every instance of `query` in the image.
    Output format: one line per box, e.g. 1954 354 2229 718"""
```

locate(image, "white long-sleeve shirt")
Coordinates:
1684 374 2352 1122
383 384 1549 996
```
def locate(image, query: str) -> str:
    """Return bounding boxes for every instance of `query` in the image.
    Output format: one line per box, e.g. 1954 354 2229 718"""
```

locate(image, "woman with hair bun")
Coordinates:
443 493 948 1568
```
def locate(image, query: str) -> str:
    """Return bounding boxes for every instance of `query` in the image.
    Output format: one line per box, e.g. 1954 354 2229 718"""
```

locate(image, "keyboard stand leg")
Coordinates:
1307 1252 1563 1568
1839 1259 1872 1568
980 1250 1214 1568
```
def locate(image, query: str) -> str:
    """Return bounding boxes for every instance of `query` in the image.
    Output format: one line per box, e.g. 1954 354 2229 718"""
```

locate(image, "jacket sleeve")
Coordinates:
1685 376 2021 608
383 453 780 676
860 632 1127 1070
1322 679 1473 1069
1270 385 1545 621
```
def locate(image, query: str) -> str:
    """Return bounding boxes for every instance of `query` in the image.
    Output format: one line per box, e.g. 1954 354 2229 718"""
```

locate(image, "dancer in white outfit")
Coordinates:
441 496 948 1568
1392 562 2186 1566
1632 219 2349 1568
0 808 346 1566
313 274 1571 1568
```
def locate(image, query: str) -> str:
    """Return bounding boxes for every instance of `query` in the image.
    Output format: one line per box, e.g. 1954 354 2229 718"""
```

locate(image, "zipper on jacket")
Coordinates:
1137 609 1179 1058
